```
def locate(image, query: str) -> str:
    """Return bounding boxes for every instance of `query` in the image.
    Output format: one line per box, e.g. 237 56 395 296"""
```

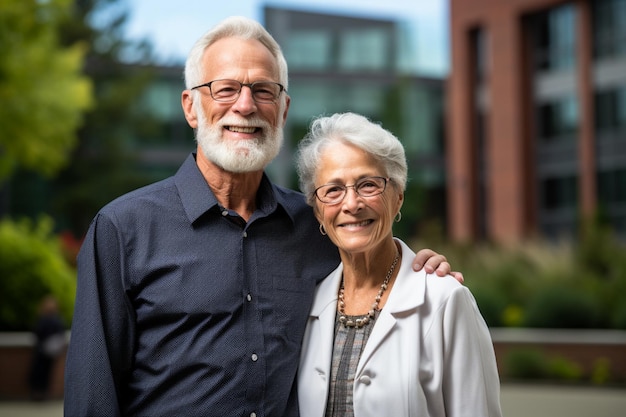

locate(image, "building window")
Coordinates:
541 176 578 210
285 31 332 71
537 96 579 141
338 28 390 72
533 5 576 71
471 28 489 83
539 175 579 239
598 169 626 204
597 169 626 235
592 0 626 60
595 86 626 134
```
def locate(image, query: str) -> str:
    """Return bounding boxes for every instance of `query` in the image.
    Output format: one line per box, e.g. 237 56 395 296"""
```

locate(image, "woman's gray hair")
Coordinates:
184 16 289 91
296 112 408 206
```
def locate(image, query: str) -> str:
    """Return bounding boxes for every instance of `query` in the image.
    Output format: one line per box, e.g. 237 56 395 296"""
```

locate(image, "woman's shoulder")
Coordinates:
397 239 462 289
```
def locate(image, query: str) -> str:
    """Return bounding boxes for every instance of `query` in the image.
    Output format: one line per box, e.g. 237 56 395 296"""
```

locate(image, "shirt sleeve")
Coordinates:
64 212 135 417
441 286 503 417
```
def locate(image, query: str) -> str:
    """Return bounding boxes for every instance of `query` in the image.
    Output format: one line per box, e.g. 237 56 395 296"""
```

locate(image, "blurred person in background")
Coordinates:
296 112 502 417
28 295 65 401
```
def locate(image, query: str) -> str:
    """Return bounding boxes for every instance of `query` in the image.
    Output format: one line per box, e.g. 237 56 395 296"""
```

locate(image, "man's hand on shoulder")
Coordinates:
413 248 465 284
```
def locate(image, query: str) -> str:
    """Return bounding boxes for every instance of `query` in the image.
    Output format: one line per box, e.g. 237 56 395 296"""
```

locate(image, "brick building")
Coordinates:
448 0 626 243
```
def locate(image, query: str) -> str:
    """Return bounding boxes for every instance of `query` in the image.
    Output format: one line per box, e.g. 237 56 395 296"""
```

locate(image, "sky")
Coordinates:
121 0 450 76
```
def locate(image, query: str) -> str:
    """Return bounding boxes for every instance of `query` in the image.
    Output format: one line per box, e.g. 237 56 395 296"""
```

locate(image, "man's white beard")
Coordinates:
195 105 284 173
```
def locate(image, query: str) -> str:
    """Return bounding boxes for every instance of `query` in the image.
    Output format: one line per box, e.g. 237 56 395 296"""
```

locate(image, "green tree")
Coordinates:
0 0 92 183
3 0 159 235
50 0 158 235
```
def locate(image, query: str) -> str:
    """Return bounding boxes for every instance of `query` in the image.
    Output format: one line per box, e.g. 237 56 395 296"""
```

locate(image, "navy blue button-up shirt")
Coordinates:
64 153 339 417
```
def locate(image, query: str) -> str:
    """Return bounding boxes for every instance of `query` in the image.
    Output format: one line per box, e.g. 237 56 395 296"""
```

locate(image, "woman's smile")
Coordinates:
338 219 374 229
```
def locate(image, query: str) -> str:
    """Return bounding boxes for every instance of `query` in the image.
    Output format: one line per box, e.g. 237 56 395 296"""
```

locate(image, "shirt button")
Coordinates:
251 353 258 361
247 294 252 302
243 231 248 238
221 209 228 216
359 375 372 385
250 413 257 417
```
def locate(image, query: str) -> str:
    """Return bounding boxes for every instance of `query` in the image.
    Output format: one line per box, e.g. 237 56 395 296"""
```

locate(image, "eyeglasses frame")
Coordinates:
314 176 390 205
190 79 286 103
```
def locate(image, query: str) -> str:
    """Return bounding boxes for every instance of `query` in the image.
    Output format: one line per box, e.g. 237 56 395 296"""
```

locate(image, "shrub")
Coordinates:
612 301 626 330
0 216 76 330
471 288 507 327
548 356 583 381
523 286 604 329
591 357 612 385
505 348 583 382
412 218 626 330
501 304 524 327
505 348 549 379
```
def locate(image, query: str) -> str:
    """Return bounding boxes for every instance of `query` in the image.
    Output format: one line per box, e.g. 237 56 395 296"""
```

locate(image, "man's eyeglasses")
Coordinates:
314 176 389 205
191 79 286 103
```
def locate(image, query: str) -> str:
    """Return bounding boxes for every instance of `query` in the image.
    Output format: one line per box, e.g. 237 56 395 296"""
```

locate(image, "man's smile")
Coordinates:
225 125 258 133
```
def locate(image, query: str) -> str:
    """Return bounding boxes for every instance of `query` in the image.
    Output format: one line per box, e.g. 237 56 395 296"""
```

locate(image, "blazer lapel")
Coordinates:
306 265 343 416
356 239 426 376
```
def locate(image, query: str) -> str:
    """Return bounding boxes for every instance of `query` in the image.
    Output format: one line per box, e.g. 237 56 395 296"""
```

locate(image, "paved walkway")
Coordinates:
1 383 625 416
0 400 62 417
501 383 625 417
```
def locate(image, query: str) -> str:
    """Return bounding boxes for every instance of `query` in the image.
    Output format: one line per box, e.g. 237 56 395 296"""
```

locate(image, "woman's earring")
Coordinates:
319 224 327 235
395 211 402 223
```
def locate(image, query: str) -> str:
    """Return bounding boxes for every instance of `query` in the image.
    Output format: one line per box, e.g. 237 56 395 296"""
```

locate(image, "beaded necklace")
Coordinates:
337 251 400 328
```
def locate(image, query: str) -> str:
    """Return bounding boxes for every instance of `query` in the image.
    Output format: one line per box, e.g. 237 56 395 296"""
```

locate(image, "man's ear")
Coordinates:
182 90 198 129
281 95 291 127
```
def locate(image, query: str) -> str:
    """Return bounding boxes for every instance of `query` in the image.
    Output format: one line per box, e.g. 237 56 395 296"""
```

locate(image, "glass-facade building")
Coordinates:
264 7 447 239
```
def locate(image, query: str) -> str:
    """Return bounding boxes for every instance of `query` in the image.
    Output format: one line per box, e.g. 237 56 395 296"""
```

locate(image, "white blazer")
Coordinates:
298 239 502 417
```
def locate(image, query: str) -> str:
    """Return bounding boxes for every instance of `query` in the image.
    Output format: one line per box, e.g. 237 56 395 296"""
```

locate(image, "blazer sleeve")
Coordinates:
441 286 503 417
64 212 135 417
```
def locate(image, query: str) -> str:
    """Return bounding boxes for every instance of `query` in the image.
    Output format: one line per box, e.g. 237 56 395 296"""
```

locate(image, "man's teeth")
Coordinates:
228 126 256 133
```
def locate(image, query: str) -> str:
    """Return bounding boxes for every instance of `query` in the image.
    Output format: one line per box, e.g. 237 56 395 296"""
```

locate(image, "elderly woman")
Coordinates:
296 112 502 417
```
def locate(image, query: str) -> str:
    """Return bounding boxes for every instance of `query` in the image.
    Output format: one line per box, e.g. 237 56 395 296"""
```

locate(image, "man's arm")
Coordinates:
65 213 134 417
413 248 464 283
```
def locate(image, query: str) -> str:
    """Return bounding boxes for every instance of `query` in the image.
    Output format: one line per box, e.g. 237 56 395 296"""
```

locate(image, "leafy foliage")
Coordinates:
2 0 159 235
0 0 92 182
523 286 604 328
504 348 583 382
412 217 626 329
504 349 549 379
0 217 76 330
50 0 158 235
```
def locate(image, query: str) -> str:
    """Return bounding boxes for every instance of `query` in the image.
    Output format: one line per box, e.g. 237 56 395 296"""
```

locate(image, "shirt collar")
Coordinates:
174 152 298 226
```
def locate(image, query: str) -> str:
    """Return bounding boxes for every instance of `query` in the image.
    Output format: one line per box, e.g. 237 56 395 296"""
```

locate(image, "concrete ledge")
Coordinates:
490 328 626 383
491 328 626 345
1 329 624 400
0 332 35 347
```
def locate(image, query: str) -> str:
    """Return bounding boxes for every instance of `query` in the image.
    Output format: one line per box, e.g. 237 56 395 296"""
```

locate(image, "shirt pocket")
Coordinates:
266 273 315 343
